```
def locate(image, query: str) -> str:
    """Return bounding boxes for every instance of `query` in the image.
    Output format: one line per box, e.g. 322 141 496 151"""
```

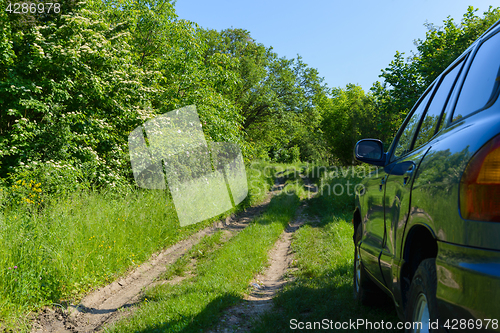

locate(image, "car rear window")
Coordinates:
413 59 465 149
452 31 500 122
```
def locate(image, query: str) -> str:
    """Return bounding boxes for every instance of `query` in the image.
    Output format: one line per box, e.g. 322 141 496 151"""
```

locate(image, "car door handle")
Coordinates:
403 166 414 185
379 176 387 191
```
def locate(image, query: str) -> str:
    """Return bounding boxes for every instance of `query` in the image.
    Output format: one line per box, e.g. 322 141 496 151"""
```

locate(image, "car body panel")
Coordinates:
407 105 500 250
436 241 500 332
353 18 500 330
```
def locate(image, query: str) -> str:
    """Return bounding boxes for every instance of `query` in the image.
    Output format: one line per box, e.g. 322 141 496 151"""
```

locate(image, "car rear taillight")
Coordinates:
460 136 500 222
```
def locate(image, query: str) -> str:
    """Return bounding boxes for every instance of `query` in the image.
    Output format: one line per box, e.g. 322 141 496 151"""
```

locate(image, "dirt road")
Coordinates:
31 175 317 333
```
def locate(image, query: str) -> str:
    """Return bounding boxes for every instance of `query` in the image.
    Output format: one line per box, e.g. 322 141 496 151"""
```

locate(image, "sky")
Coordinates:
174 0 497 92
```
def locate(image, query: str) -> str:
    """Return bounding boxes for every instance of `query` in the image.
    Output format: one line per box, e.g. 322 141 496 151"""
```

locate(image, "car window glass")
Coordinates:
414 60 464 149
452 31 500 121
393 89 432 160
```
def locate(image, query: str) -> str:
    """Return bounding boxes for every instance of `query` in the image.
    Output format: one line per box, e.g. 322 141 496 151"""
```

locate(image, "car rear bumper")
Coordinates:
436 241 500 332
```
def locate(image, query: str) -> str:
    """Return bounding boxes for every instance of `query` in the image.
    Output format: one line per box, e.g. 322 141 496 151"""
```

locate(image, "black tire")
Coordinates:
353 224 384 305
405 258 440 333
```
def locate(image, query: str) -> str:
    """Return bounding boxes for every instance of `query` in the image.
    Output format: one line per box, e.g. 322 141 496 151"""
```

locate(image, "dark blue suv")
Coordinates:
353 18 500 332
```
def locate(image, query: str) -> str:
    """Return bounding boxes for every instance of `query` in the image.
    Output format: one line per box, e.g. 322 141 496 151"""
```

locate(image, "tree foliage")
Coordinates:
0 0 334 187
1 0 153 184
321 84 378 165
372 6 500 140
2 2 499 186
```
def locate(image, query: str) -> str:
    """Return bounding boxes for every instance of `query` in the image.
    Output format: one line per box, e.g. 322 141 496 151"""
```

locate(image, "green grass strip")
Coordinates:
106 189 301 333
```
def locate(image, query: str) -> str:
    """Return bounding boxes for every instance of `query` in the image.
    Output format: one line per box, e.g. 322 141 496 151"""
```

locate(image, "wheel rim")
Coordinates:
355 250 361 293
412 293 430 333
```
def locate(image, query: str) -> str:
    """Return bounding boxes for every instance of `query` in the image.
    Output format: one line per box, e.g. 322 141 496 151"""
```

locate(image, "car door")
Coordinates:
358 88 434 285
375 87 433 287
379 58 467 293
358 164 389 284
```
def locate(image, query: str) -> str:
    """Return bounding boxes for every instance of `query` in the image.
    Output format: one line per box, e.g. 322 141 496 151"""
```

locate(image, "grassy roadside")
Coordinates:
0 161 274 331
251 165 402 332
105 166 310 333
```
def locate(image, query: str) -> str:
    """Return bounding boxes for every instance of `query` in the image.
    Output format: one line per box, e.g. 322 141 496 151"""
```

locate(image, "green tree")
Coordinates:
414 6 500 88
0 0 160 184
199 27 329 162
242 55 328 162
0 0 250 183
322 84 378 165
373 6 500 140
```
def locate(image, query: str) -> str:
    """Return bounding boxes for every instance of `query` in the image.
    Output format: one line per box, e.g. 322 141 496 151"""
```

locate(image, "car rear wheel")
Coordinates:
353 224 383 305
405 258 439 333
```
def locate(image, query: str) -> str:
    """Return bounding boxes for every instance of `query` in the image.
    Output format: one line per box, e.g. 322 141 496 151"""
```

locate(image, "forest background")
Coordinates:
1 0 500 188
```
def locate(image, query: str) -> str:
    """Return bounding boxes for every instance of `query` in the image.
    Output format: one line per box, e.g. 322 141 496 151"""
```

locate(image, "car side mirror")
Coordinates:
354 139 386 166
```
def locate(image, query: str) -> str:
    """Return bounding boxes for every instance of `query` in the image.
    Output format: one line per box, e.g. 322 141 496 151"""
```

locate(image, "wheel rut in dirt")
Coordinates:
207 175 319 333
31 177 287 333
